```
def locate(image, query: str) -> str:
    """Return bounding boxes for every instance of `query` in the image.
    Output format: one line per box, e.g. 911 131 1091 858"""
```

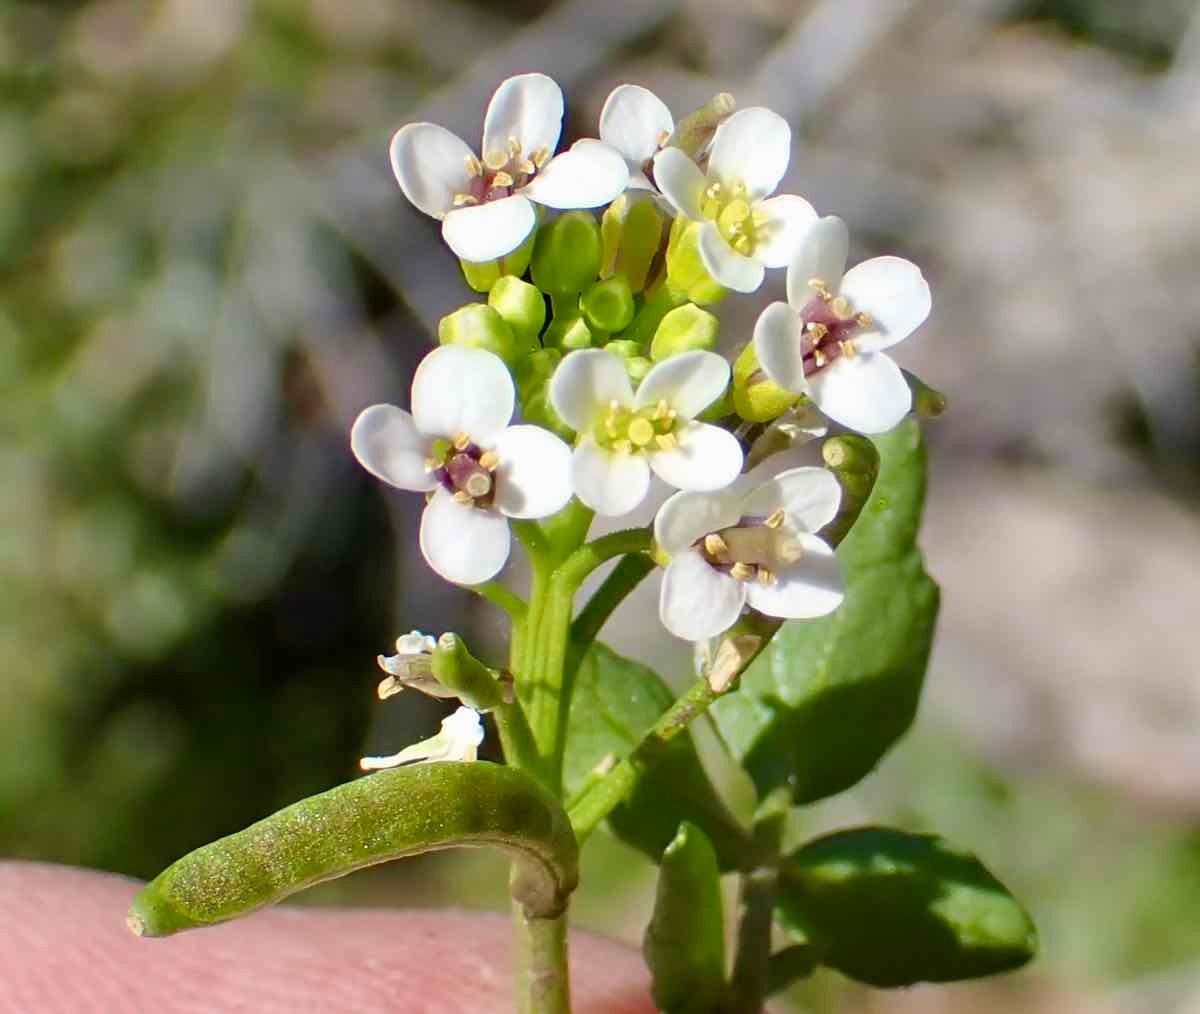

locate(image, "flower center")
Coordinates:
700 180 769 257
696 509 802 585
426 434 500 508
594 399 680 455
798 279 873 375
453 137 551 208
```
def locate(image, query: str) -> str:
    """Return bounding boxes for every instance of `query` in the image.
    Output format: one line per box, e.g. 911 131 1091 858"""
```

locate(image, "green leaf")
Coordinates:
563 643 750 870
644 822 728 1013
777 826 1038 987
710 420 939 803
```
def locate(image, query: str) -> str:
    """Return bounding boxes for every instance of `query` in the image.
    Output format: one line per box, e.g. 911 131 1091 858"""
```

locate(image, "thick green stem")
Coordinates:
473 580 528 622
513 902 571 1014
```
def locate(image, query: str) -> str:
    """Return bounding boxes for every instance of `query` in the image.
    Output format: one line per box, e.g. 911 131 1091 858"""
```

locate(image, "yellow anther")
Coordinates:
808 278 832 300
774 536 805 564
464 472 492 498
704 533 730 559
507 137 522 158
655 433 678 451
479 450 500 471
839 340 858 359
705 182 722 200
464 154 483 177
764 508 786 529
484 149 508 170
751 207 771 227
856 312 873 328
612 439 633 455
652 399 671 421
656 129 670 147
605 419 619 437
806 322 829 341
491 171 514 188
813 349 827 368
830 296 853 320
732 235 753 256
627 417 655 447
757 568 777 585
423 457 438 473
530 146 551 168
518 160 536 175
730 562 756 581
452 193 479 206
452 432 471 451
609 399 621 411
452 490 473 505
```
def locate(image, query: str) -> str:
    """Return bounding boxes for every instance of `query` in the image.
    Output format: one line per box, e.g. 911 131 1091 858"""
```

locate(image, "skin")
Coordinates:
0 862 655 1014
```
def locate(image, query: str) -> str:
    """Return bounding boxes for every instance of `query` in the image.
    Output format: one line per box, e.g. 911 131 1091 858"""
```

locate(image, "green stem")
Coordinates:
513 902 571 1014
473 581 527 622
569 553 656 650
493 699 543 784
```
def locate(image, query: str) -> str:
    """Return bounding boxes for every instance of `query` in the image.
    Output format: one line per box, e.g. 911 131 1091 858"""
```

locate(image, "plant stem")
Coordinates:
569 553 655 650
513 903 571 1014
473 580 528 622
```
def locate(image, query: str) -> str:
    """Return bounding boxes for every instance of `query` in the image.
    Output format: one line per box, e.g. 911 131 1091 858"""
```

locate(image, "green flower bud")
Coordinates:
457 232 536 293
531 211 603 295
650 304 719 361
601 194 665 293
524 388 574 442
580 277 635 334
488 275 545 348
603 339 641 360
431 632 505 710
626 356 653 382
732 342 799 422
665 221 725 306
438 304 522 366
666 93 736 158
515 347 561 401
543 312 594 351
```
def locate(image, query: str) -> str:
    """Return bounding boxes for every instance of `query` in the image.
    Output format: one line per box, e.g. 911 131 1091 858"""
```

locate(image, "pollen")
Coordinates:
764 509 786 529
491 171 514 188
839 340 858 359
808 277 833 300
479 450 500 471
452 432 472 451
704 533 730 560
452 193 479 206
730 562 756 581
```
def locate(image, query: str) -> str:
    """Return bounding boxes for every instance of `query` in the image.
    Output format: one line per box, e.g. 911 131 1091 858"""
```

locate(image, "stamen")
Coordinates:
730 562 755 581
856 312 873 328
479 450 500 471
452 432 471 451
612 439 633 455
774 536 805 564
808 277 833 300
491 171 514 188
764 509 786 529
507 137 522 158
464 154 483 177
452 193 479 206
452 491 473 505
704 533 730 559
813 349 827 368
705 182 722 200
530 146 551 168
839 340 858 359
518 160 536 175
757 568 777 585
655 433 678 451
484 149 508 171
830 296 853 320
652 399 671 421
805 322 829 341
423 457 438 473
656 129 669 147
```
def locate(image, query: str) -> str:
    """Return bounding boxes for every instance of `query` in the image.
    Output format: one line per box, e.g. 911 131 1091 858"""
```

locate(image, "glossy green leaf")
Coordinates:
711 420 939 803
644 822 728 1013
777 826 1038 987
563 643 750 870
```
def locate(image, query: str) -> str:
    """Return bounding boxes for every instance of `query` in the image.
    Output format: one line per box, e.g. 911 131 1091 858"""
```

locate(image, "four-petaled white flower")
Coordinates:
655 468 845 641
375 630 449 701
390 73 629 263
351 345 573 585
653 107 815 293
753 215 932 435
360 705 484 771
549 349 744 516
599 83 675 192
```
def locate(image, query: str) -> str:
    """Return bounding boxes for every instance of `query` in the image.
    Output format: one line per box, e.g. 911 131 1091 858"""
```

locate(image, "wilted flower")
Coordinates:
375 631 452 700
359 706 484 771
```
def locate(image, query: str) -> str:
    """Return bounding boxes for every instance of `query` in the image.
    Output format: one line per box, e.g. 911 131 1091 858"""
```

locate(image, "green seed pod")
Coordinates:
665 221 725 306
127 762 579 936
531 211 603 296
580 276 635 334
543 312 594 351
488 275 546 348
650 303 719 361
438 303 522 366
601 193 665 293
431 633 505 710
903 369 948 419
820 434 881 546
732 342 799 422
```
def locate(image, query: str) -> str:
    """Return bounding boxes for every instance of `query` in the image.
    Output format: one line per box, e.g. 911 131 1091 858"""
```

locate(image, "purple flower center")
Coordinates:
798 286 870 376
434 441 497 508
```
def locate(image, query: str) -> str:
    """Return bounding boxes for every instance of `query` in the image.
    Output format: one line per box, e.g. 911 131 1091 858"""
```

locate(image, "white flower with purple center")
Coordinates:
655 467 845 641
549 348 744 516
351 345 573 585
359 705 484 772
652 107 815 293
753 215 932 435
389 73 629 263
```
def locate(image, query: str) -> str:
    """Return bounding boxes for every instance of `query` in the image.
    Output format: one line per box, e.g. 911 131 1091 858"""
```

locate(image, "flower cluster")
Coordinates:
355 74 933 643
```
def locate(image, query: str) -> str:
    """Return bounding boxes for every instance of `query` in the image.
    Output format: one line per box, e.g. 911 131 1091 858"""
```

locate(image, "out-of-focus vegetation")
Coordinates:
4 1 1200 1012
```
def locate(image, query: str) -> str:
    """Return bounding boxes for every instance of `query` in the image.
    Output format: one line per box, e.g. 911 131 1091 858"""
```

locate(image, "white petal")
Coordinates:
698 222 765 293
808 353 912 435
419 490 512 585
787 215 849 310
707 107 791 201
635 350 730 420
482 73 563 167
649 421 743 492
599 84 673 166
740 466 842 534
839 256 931 352
522 140 629 210
652 146 707 220
653 488 744 557
627 169 656 191
659 549 746 641
752 301 807 394
489 424 573 519
389 122 475 221
441 196 537 263
411 345 514 441
746 533 843 619
753 194 817 269
571 436 651 516
549 348 634 433
350 405 436 491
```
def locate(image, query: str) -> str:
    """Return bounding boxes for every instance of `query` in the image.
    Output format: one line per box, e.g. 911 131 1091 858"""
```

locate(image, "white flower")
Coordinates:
549 348 744 516
753 215 931 435
599 83 674 192
351 345 573 585
389 73 629 263
655 467 845 641
375 630 447 700
652 107 815 293
359 705 484 771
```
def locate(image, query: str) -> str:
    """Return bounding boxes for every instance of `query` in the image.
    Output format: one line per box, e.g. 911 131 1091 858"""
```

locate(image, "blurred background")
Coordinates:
2 0 1200 1010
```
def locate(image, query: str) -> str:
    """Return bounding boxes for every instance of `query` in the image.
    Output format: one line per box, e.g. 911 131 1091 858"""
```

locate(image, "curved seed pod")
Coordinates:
431 633 506 710
127 761 579 937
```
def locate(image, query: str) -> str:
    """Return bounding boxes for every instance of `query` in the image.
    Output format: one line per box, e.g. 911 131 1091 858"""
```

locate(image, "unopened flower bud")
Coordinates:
650 304 719 361
626 355 653 382
732 341 799 423
543 312 594 351
516 349 574 440
438 303 522 366
603 339 640 360
457 232 537 293
580 276 635 334
665 221 725 306
531 211 603 296
666 92 736 158
600 193 665 293
488 275 545 348
431 632 506 711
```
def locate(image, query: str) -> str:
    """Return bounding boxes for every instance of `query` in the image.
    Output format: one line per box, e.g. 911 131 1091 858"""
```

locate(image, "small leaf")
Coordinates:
563 643 750 870
778 827 1038 987
644 822 727 1013
711 420 939 803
